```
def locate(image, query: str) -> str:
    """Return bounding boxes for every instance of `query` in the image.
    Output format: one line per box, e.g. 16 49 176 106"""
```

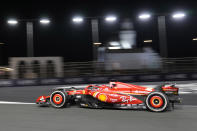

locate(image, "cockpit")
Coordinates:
87 85 99 91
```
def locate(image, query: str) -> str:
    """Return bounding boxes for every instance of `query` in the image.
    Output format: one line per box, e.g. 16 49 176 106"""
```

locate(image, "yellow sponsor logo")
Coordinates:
98 94 107 102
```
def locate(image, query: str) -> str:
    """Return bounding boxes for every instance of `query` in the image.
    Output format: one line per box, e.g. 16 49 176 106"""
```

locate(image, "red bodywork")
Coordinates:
36 81 179 106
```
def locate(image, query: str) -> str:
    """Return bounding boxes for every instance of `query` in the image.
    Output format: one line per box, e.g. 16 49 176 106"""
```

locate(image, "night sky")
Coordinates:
0 0 197 65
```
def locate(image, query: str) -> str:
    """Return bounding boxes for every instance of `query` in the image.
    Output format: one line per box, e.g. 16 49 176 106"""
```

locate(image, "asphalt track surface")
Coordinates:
1 81 197 131
0 104 197 131
0 80 197 105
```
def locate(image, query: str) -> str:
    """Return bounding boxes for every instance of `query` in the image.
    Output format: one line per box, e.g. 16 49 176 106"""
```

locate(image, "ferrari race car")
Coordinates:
36 81 181 112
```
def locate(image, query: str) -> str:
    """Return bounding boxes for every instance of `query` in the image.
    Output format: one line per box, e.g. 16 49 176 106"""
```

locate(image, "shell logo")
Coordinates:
98 94 107 102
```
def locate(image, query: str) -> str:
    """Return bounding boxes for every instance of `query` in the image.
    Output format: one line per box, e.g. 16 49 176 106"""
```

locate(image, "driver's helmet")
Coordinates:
109 79 117 88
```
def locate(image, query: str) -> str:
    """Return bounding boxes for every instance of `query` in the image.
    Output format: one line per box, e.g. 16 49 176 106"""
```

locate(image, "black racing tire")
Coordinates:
145 92 169 112
50 90 67 108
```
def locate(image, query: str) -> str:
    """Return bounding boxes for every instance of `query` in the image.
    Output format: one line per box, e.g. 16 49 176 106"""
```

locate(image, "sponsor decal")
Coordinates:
120 96 133 103
98 94 107 102
110 98 118 102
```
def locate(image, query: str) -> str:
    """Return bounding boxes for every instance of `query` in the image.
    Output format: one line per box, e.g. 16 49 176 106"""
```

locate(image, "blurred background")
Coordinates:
1 2 197 131
0 0 197 80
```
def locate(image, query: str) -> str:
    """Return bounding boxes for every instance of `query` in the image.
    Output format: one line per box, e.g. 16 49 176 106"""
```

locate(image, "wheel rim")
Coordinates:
150 96 163 108
146 92 168 112
52 94 63 105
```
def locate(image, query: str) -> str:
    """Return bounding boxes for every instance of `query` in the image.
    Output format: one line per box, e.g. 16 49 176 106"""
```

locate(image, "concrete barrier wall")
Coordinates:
1 72 197 87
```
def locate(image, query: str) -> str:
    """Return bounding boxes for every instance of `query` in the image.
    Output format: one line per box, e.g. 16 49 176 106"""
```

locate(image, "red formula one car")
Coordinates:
36 81 181 112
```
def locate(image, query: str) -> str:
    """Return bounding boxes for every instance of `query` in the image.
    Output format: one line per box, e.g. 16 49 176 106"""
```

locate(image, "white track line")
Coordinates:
1 83 197 105
0 101 35 104
1 101 197 108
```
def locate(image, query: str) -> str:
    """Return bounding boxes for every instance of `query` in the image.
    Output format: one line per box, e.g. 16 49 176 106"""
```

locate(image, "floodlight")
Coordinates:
72 16 84 23
144 40 152 43
40 18 50 24
172 12 186 19
139 14 151 20
105 16 117 22
7 19 18 25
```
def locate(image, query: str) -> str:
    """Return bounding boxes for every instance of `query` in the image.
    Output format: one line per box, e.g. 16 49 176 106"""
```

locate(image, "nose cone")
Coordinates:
36 96 46 103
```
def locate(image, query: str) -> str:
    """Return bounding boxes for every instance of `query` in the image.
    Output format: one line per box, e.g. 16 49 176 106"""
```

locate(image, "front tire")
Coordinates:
145 92 169 112
50 90 67 108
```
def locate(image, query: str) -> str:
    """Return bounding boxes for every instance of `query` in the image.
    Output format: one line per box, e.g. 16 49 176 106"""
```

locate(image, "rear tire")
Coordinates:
145 92 169 112
50 90 67 108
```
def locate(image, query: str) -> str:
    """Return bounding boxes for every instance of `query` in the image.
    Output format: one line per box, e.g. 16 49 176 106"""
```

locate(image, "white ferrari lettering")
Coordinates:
120 96 133 103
